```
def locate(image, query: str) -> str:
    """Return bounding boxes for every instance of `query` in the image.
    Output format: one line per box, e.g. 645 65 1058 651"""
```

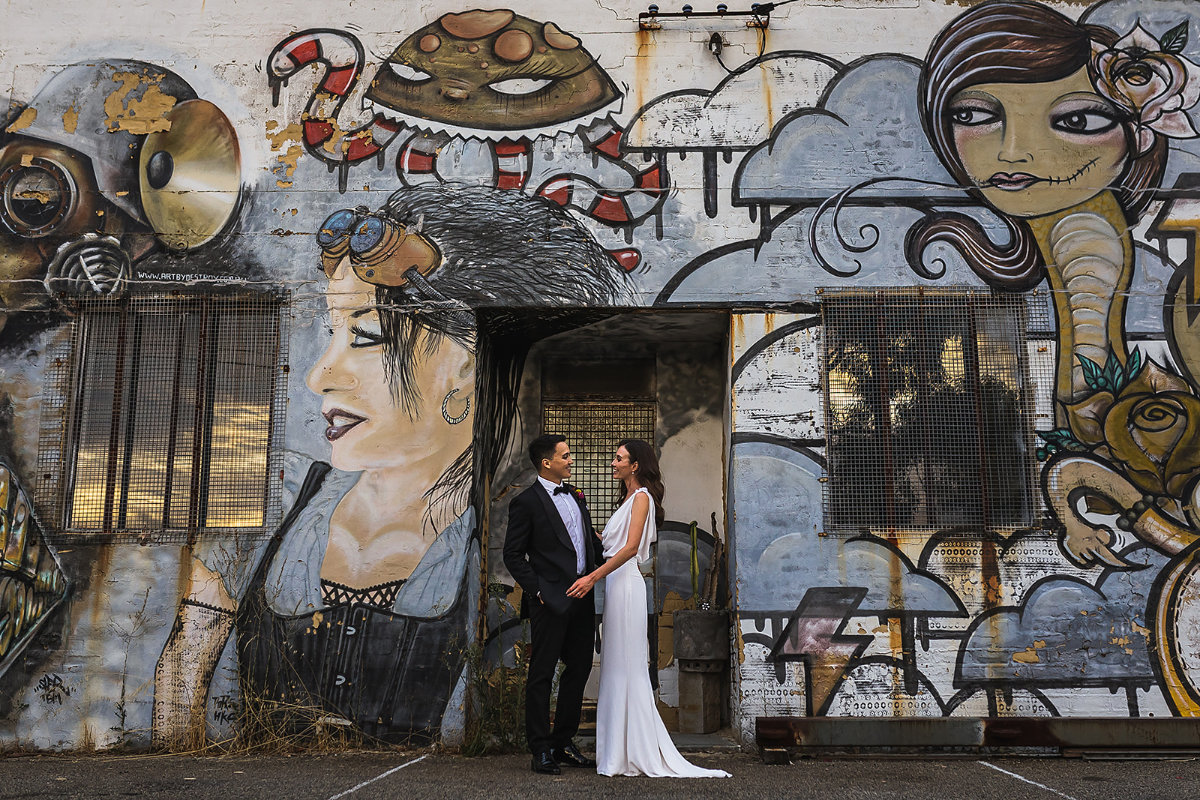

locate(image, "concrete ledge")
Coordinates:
756 717 1200 756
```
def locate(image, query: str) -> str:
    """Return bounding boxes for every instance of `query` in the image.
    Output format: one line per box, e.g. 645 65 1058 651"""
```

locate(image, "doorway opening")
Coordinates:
476 309 731 733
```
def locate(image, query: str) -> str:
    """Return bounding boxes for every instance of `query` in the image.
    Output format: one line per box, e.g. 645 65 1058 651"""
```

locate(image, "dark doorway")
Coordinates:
476 309 730 732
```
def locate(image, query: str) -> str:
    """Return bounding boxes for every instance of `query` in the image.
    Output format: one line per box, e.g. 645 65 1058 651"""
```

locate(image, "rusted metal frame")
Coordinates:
913 289 938 529
869 290 897 531
62 308 94 528
963 298 1005 610
266 294 291 529
637 7 771 29
963 295 992 528
194 301 223 534
115 305 147 529
258 300 284 526
162 303 196 529
32 325 76 530
101 298 132 533
756 715 1200 753
186 299 212 543
1012 295 1040 523
820 301 835 529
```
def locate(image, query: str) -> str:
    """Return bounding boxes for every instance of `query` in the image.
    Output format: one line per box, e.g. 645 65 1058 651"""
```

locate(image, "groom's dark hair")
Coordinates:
529 434 567 469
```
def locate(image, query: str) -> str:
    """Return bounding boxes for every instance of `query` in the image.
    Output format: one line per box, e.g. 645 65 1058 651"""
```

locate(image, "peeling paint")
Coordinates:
61 105 78 134
1013 647 1041 664
102 71 177 135
265 121 304 182
8 107 37 131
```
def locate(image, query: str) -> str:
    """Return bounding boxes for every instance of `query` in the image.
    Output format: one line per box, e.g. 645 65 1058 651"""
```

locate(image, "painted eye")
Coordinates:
349 324 385 348
948 105 999 127
1051 110 1119 135
488 77 553 96
387 61 432 83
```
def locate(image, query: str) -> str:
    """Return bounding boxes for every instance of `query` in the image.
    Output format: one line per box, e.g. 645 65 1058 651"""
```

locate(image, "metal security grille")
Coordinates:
44 294 286 539
822 288 1037 532
543 402 656 527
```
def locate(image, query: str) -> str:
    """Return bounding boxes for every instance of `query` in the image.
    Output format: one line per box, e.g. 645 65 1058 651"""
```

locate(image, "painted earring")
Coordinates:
442 388 470 424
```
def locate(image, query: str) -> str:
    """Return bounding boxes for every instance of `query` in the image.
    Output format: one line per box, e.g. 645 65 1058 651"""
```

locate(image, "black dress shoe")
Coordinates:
552 742 596 768
531 751 561 775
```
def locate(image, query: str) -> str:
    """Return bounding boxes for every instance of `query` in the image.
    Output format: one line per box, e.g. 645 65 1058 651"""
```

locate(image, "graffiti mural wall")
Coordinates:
723 0 1200 738
2 0 1200 751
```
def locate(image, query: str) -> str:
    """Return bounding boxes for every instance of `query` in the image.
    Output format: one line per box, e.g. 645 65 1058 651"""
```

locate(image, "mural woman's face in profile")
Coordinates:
306 259 474 473
947 67 1129 218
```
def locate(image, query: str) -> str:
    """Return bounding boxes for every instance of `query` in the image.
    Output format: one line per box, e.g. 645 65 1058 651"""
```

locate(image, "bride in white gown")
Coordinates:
566 439 730 778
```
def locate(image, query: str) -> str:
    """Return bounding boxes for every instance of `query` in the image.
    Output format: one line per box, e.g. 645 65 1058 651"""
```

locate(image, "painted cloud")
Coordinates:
626 53 841 151
734 56 966 203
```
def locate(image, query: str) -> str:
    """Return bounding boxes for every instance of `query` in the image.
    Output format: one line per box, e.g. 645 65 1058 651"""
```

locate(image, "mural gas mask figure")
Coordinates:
0 60 241 336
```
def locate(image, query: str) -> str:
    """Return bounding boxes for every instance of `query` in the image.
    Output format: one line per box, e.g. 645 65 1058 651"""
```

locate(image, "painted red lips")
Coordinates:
987 172 1040 191
322 407 366 441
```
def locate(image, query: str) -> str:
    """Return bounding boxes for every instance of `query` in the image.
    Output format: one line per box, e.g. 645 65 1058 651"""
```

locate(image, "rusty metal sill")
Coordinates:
1067 749 1200 760
757 717 1200 760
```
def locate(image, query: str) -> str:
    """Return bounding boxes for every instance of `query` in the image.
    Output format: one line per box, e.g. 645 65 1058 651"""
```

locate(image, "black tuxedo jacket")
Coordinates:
503 481 605 617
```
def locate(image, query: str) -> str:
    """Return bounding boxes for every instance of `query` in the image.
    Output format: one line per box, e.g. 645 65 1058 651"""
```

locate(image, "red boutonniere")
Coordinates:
570 486 587 507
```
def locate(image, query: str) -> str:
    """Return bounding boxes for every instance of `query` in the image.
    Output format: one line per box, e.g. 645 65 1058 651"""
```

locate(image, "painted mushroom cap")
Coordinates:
366 9 620 134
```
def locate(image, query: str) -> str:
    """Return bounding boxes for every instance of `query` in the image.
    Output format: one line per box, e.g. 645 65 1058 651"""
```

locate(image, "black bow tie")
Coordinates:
553 485 571 496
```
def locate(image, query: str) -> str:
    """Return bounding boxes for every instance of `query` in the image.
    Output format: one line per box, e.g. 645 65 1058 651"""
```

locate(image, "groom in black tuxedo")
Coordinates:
504 434 604 774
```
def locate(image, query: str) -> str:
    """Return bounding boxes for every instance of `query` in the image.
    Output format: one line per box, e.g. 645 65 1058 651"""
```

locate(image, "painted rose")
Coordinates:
1068 361 1200 497
1091 23 1200 154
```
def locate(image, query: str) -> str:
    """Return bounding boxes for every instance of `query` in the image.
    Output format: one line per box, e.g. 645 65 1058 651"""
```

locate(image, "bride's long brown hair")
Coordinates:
616 438 665 525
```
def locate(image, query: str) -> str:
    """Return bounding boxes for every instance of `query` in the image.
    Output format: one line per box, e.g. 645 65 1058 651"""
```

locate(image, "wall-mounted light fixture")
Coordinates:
639 2 774 30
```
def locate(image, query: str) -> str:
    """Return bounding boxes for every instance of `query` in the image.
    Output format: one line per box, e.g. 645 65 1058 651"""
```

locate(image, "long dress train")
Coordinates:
595 488 731 778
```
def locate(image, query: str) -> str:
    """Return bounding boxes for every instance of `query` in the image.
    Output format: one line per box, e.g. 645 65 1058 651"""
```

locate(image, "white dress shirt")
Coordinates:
537 475 587 574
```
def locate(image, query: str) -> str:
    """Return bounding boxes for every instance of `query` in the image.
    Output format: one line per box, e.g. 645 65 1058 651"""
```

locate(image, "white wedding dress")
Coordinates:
595 488 731 778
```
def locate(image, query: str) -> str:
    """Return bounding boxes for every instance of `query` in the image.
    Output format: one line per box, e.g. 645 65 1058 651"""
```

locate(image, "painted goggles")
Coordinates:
317 206 440 287
0 155 78 238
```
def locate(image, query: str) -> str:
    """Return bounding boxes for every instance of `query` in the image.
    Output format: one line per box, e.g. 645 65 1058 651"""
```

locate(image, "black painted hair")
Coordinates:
322 183 628 527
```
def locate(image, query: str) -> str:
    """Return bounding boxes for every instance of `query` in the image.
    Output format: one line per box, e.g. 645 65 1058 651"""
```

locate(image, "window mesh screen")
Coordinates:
46 294 285 539
543 402 656 527
822 289 1037 532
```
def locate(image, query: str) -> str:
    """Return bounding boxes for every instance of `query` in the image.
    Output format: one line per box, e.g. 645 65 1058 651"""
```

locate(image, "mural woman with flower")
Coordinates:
911 0 1200 714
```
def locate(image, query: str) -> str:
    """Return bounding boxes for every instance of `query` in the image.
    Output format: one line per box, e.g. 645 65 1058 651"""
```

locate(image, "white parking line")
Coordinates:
326 755 428 799
978 761 1080 800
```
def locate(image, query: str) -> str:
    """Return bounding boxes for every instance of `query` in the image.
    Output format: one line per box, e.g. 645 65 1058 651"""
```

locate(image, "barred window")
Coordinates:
541 356 657 528
822 289 1036 532
41 294 286 538
543 402 656 528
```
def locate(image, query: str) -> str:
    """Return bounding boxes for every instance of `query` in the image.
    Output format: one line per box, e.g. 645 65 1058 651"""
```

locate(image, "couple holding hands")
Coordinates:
504 434 730 779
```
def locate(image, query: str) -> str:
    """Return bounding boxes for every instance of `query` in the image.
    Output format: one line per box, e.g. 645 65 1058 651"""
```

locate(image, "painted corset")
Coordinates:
232 462 471 744
235 570 469 744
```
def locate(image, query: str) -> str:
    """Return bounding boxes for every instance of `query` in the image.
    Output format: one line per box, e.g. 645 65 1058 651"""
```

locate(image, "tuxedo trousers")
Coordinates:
526 593 595 754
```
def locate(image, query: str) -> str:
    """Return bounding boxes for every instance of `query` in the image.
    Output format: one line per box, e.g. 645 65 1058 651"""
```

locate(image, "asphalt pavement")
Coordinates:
3 749 1200 799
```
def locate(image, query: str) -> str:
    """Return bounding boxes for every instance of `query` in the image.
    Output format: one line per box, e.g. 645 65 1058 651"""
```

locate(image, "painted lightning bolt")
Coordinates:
768 587 872 716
